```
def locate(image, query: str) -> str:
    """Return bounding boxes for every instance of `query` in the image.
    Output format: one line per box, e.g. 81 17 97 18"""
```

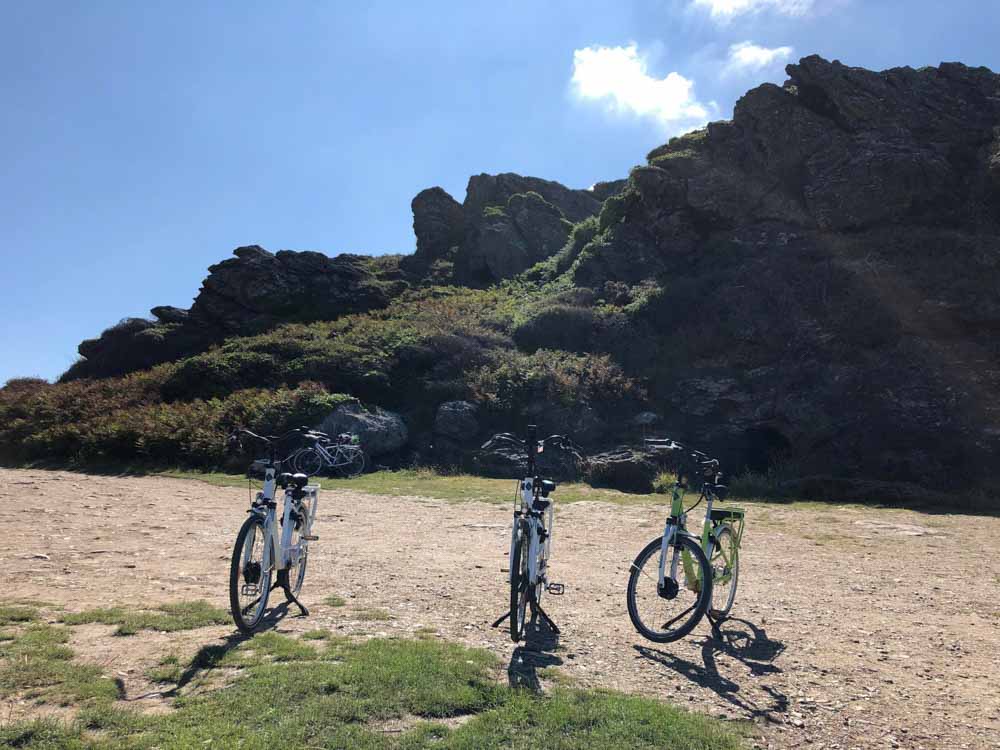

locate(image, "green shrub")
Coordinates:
512 304 603 353
467 348 643 419
0 377 352 469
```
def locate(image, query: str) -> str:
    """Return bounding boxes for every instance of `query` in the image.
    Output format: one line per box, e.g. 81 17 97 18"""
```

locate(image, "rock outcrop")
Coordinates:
559 56 1000 490
317 402 409 457
63 246 404 380
406 173 625 285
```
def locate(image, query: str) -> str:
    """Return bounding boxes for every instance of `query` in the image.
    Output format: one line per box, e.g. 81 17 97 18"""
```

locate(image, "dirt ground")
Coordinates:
1 468 998 749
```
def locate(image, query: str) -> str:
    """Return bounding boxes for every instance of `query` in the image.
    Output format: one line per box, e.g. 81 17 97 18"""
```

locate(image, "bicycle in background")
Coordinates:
228 428 321 633
626 439 745 643
290 429 366 478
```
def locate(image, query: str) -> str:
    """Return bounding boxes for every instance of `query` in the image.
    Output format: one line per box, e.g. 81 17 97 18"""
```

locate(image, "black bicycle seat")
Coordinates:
291 473 309 489
540 479 557 497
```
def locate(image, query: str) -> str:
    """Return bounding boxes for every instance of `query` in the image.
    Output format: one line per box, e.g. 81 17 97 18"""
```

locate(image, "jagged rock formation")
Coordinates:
404 173 625 284
67 173 618 381
63 246 405 380
558 56 1000 490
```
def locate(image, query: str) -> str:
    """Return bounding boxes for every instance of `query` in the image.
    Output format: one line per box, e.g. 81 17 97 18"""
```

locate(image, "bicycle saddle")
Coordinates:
539 479 557 497
278 472 309 489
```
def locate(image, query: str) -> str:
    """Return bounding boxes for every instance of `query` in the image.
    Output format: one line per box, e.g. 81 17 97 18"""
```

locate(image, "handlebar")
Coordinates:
227 427 310 462
481 431 583 454
644 437 721 480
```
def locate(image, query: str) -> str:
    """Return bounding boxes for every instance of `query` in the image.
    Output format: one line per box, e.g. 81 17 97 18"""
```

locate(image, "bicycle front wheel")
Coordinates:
294 448 325 477
626 533 712 643
509 518 530 642
230 515 274 633
709 524 739 619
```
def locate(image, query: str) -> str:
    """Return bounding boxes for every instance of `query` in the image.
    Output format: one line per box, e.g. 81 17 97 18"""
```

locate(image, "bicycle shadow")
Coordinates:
634 617 788 722
506 613 562 692
128 602 296 701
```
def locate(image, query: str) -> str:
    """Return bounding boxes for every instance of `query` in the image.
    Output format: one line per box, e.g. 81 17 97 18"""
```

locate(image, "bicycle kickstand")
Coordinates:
531 602 560 635
282 584 310 617
490 611 511 629
706 611 724 640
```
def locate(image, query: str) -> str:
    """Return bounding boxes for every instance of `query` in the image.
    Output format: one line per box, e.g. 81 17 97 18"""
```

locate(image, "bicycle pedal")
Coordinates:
301 534 319 541
546 583 565 595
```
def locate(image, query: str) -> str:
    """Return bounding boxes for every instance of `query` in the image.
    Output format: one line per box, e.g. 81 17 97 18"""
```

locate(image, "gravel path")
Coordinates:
2 468 998 749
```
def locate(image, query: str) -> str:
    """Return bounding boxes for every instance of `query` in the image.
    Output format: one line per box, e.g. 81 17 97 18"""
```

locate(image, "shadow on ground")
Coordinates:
635 617 788 722
505 611 562 692
127 602 297 701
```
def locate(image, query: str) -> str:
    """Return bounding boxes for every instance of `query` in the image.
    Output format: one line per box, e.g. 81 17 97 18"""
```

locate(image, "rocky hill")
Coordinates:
4 55 999 505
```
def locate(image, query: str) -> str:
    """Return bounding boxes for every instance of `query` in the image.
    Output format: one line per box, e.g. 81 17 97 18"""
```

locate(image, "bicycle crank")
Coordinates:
243 561 261 585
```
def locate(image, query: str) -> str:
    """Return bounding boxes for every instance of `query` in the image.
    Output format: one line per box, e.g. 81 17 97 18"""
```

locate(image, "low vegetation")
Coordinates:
0 631 743 749
0 623 119 705
0 284 644 475
61 600 229 635
168 467 674 506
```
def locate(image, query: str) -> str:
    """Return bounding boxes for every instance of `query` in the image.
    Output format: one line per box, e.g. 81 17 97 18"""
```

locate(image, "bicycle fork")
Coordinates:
657 520 703 597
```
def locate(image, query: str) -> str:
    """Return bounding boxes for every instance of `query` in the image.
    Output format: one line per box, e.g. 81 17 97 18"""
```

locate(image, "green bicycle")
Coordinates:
626 439 746 642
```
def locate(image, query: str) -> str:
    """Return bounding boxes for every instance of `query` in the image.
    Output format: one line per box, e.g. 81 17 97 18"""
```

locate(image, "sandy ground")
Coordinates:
1 468 998 749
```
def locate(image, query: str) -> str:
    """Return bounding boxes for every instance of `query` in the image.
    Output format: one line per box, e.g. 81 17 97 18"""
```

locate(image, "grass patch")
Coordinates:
301 629 332 640
354 607 393 622
323 594 347 607
173 467 674 506
0 604 39 626
0 623 120 705
162 466 891 516
0 636 743 749
147 654 182 684
61 600 228 635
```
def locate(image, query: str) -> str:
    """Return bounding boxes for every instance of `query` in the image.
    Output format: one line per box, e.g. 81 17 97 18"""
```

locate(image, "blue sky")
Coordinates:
3 0 998 383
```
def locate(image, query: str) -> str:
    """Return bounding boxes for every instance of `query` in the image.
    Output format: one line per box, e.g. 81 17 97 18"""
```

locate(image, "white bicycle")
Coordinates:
290 430 366 478
486 427 581 642
228 429 320 633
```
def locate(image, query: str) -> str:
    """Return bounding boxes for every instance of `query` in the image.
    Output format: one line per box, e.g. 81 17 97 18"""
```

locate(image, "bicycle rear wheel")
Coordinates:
343 447 365 478
709 524 739 619
294 448 325 477
229 516 274 633
626 533 712 643
509 518 530 642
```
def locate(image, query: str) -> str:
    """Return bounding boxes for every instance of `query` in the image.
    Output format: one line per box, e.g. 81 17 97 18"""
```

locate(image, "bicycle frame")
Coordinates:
508 477 554 591
246 467 320 576
657 478 744 592
310 441 346 467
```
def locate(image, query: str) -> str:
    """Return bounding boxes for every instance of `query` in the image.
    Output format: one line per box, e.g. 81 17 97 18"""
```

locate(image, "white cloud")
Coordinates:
724 41 794 75
571 44 710 133
692 0 815 21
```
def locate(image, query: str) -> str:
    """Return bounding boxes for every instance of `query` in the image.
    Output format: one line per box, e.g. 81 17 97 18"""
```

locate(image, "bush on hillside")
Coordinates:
0 373 351 468
468 348 643 420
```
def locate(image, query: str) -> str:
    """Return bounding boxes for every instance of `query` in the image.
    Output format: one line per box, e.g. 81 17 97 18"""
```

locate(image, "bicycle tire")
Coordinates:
282 504 310 600
294 448 324 477
229 515 274 634
626 533 712 643
709 524 739 619
509 518 530 642
344 447 365 478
